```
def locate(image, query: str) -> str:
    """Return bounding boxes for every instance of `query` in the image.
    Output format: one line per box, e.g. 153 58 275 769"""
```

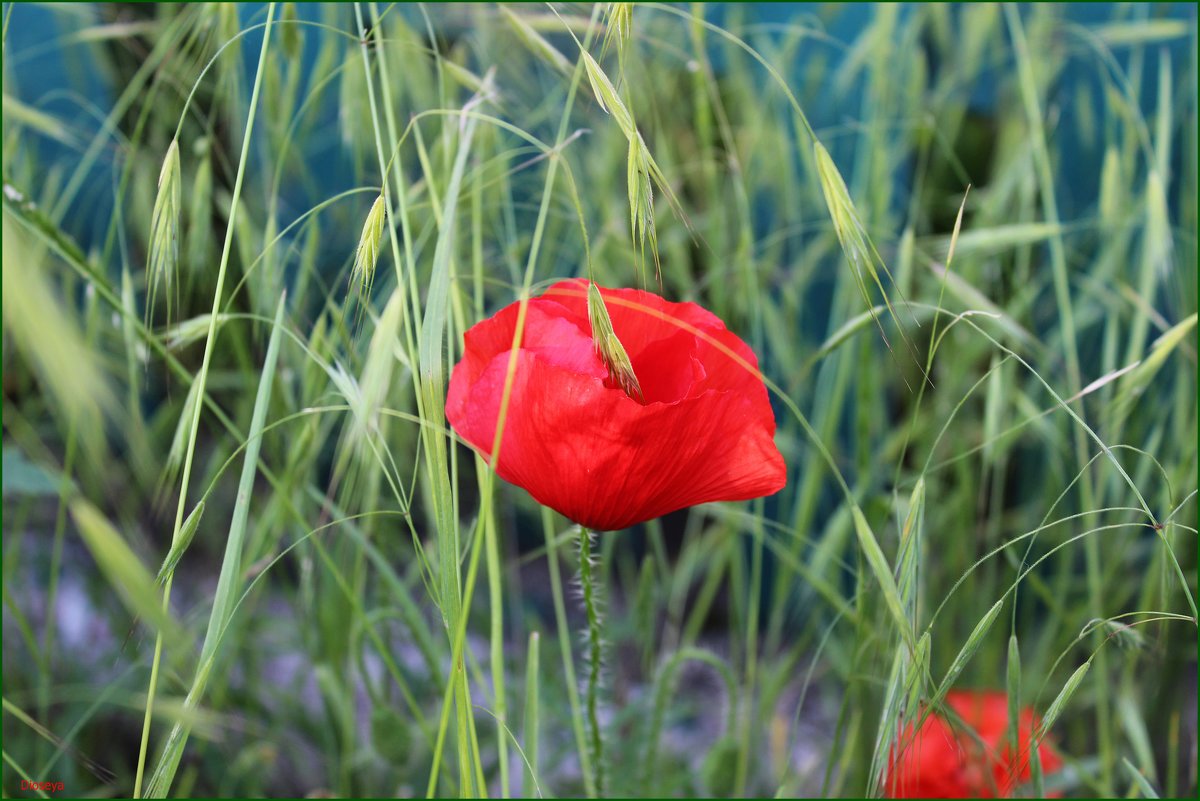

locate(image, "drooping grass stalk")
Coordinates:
132 5 277 797
577 527 606 797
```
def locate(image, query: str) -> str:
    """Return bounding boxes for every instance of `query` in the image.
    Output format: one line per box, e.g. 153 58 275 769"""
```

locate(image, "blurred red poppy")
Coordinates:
885 690 1064 798
445 279 786 530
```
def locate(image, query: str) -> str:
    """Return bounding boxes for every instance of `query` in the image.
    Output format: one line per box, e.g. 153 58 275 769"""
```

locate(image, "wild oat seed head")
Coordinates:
603 3 633 59
587 282 642 401
582 50 635 139
351 194 386 303
148 138 182 322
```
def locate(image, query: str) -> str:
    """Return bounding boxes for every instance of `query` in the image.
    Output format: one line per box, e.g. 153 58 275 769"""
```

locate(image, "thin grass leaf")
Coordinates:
1124 758 1160 798
279 2 300 58
484 492 510 796
185 141 213 276
161 377 202 499
164 314 230 351
908 631 930 713
1144 170 1174 273
1007 635 1021 761
1116 313 1197 412
807 306 936 371
896 477 924 615
523 631 541 796
1 751 48 799
927 222 1066 262
3 93 80 146
68 500 182 649
983 354 1005 465
338 50 371 164
870 646 910 795
501 6 571 75
1118 694 1157 784
443 60 487 95
852 507 913 650
417 98 480 611
926 261 1037 347
1092 19 1190 46
645 648 738 792
2 697 115 785
1099 147 1122 227
2 212 114 463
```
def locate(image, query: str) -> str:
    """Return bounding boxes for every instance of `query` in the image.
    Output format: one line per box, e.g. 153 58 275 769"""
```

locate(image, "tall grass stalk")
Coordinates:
133 5 277 796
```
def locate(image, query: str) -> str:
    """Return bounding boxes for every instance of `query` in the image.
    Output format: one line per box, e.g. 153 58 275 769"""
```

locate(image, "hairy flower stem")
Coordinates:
578 526 606 797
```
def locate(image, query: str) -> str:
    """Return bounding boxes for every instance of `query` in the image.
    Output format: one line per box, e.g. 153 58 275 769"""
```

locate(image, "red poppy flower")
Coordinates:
884 690 1064 798
445 279 786 531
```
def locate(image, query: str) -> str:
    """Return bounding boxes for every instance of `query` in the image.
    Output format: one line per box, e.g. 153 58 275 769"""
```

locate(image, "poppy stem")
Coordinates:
578 526 606 796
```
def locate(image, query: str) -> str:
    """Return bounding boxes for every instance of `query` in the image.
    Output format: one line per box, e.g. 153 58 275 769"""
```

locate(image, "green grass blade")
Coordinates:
68 500 183 650
143 293 287 799
523 631 541 797
852 507 914 651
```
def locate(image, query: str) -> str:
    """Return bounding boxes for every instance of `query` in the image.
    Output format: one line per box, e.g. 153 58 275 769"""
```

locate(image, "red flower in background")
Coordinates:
885 690 1064 798
446 279 786 531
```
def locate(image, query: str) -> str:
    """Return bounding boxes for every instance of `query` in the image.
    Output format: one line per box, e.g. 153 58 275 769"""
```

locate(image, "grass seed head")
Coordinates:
627 137 660 280
587 281 642 401
582 49 635 139
351 194 386 306
602 3 633 61
148 138 182 323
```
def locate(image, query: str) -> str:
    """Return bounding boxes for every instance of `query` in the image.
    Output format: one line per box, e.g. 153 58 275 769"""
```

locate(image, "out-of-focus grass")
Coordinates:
2 3 1196 798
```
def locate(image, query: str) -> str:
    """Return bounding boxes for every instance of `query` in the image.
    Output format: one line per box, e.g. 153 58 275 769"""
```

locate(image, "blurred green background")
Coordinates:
2 3 1196 798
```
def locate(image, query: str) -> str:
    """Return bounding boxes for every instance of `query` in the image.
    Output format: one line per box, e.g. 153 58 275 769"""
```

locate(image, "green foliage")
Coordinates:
1 3 1195 798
